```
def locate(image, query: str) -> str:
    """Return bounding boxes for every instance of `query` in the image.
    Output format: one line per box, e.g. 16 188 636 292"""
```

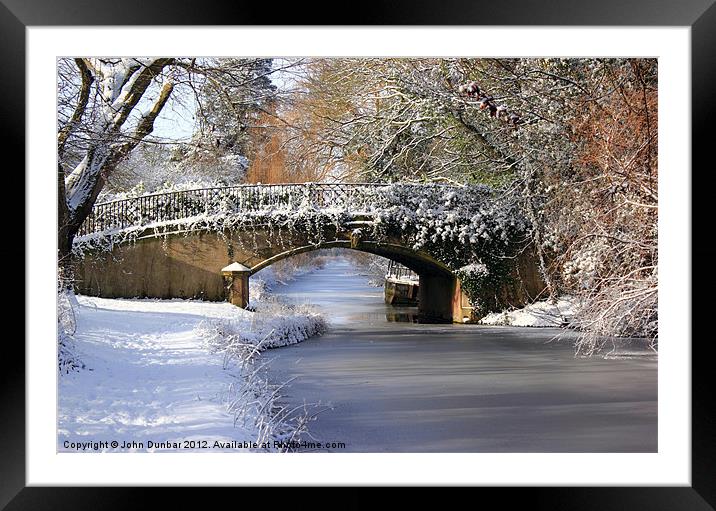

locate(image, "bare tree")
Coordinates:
58 58 176 268
57 57 281 269
274 57 658 346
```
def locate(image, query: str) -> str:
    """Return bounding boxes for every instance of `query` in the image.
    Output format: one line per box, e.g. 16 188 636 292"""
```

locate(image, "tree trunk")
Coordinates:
57 162 75 286
58 61 175 276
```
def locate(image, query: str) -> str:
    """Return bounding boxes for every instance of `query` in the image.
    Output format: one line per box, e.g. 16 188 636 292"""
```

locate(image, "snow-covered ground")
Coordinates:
58 294 324 452
479 296 577 327
385 276 419 285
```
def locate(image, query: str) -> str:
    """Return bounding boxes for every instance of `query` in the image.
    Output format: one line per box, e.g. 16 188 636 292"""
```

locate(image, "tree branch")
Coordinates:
110 58 174 131
57 58 93 160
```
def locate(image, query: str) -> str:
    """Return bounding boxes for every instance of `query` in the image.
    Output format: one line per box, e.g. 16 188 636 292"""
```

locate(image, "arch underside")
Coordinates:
250 240 453 278
74 225 468 323
250 241 461 324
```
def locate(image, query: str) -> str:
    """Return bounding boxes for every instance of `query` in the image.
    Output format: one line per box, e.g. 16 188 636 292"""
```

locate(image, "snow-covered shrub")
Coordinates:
573 276 658 356
196 302 326 367
194 301 327 448
248 275 274 303
480 296 578 328
222 355 321 449
57 285 84 374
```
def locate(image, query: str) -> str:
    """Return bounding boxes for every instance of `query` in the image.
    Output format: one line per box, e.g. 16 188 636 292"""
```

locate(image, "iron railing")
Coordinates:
77 182 399 237
386 260 419 282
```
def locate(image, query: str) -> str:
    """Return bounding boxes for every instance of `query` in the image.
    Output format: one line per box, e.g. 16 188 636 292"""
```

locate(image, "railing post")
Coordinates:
80 182 460 238
221 262 251 308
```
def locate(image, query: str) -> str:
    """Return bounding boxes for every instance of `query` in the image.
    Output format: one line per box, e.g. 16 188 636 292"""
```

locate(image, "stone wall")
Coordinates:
74 225 545 323
384 279 419 305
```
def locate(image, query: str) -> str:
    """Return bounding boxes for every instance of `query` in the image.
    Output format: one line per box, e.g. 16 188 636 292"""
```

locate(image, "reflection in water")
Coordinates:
269 259 435 325
264 256 658 453
385 306 419 323
384 306 455 324
268 260 416 326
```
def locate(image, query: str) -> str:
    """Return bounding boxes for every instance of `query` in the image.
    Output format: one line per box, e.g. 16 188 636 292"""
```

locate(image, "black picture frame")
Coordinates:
7 0 713 506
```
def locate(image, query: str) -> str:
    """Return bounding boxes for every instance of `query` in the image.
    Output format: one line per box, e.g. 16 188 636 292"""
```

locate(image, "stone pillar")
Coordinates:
221 262 251 308
417 273 456 323
451 278 476 323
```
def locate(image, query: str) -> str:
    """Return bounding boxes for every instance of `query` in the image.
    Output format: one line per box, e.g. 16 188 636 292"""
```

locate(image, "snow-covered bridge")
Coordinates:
74 183 544 323
77 183 391 237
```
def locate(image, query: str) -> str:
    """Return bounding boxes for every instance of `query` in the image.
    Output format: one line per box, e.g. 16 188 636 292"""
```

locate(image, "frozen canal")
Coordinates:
263 257 658 452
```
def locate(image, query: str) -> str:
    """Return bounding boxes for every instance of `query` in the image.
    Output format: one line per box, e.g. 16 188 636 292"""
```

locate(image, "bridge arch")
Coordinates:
75 228 469 323
249 241 463 323
72 183 540 323
249 240 452 277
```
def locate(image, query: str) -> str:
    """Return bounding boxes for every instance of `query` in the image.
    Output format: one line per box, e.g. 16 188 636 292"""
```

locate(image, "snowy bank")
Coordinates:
197 302 326 354
479 296 577 327
58 296 325 452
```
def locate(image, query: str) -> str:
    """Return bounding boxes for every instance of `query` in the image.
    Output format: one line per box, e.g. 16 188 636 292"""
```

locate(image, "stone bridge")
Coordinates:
73 183 544 323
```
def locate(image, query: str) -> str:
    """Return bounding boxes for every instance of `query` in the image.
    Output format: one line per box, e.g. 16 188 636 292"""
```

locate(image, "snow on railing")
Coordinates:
77 182 412 237
78 183 400 236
